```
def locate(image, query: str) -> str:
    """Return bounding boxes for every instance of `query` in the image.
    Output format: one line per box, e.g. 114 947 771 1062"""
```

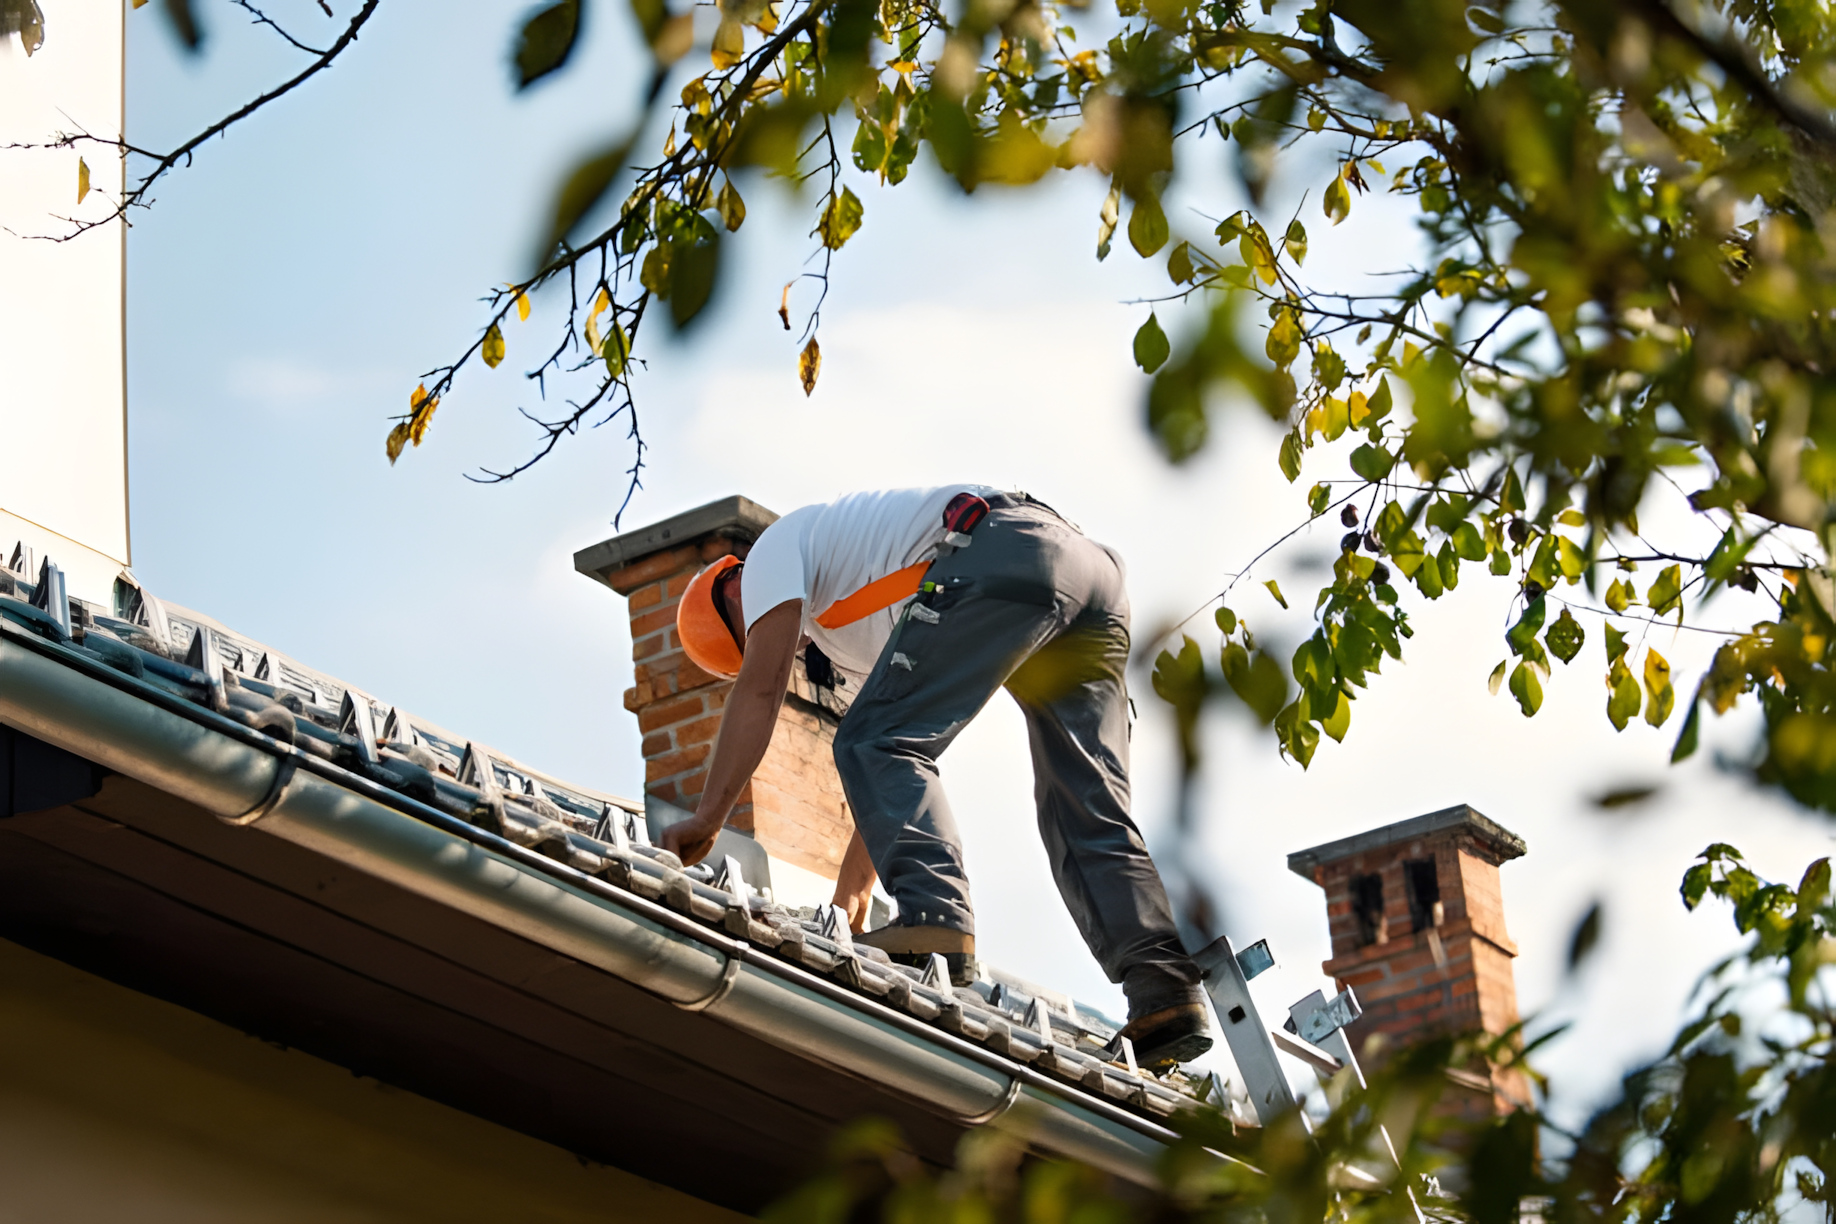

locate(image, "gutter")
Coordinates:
0 622 1180 1186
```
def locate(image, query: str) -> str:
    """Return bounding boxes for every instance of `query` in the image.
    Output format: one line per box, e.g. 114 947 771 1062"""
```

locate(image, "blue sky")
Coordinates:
116 0 1832 1124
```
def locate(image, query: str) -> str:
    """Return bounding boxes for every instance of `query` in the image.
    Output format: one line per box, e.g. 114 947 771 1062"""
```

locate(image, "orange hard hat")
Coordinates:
677 555 745 678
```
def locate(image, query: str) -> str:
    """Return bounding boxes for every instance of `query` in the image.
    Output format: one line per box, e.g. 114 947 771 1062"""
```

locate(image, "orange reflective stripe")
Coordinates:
812 561 931 630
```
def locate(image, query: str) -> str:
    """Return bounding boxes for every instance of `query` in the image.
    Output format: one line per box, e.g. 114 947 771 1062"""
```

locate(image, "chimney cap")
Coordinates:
1287 803 1526 883
573 495 779 586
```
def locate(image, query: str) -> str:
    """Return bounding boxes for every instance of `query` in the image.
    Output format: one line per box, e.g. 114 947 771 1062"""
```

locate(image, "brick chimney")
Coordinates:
1288 805 1530 1118
574 496 853 908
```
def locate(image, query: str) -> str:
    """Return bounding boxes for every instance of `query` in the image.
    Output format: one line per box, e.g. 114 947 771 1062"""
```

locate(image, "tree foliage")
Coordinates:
767 849 1835 1223
26 0 1836 806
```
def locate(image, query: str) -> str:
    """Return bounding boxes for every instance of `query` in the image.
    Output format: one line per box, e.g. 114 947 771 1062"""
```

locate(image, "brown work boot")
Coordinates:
856 924 976 987
1122 1002 1213 1070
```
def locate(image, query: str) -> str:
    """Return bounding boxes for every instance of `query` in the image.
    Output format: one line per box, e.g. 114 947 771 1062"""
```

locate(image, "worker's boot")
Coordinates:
1121 1002 1213 1071
856 924 975 987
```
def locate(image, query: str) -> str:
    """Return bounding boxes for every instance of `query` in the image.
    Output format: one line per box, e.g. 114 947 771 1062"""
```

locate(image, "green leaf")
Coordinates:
1604 621 1628 664
1545 607 1584 663
1215 605 1237 635
1508 661 1543 716
514 0 582 88
1222 643 1288 723
1133 314 1170 374
819 186 865 250
1278 431 1303 482
1307 483 1331 517
1127 193 1169 257
1607 661 1641 730
668 234 722 328
1505 596 1547 655
1704 525 1751 583
536 137 635 261
1671 692 1701 762
1264 579 1288 609
1167 241 1194 284
1321 689 1351 742
1647 564 1683 616
1284 219 1308 265
1555 535 1586 581
1275 699 1321 766
601 322 631 378
1350 443 1395 482
1415 547 1445 598
1527 535 1558 589
1604 578 1633 612
1453 521 1487 561
1566 902 1602 970
1365 376 1393 424
1681 862 1714 910
1499 466 1526 514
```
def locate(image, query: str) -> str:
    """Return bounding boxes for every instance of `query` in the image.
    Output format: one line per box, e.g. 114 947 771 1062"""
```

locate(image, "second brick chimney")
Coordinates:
1288 804 1530 1118
574 496 854 907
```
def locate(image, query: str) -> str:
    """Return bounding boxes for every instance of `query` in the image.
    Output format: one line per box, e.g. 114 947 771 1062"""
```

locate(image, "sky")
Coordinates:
95 0 1836 1128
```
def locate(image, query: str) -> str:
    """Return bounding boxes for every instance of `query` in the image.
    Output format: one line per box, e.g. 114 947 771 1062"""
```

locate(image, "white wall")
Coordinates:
0 1 129 604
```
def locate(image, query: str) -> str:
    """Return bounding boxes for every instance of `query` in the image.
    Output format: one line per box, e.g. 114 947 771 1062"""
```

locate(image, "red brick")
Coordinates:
667 570 698 598
675 713 724 747
637 693 706 733
646 744 710 781
633 633 667 661
629 580 665 611
649 779 680 804
602 543 707 593
641 732 672 757
630 605 679 639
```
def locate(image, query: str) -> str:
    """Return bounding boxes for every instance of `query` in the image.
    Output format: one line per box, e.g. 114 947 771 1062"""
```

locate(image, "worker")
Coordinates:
658 487 1212 1069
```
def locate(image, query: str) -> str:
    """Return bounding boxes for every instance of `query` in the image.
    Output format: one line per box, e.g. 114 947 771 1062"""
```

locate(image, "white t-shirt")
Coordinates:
741 485 999 677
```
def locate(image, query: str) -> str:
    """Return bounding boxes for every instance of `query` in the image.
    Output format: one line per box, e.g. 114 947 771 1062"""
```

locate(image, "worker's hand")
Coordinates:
831 826 878 933
659 811 724 867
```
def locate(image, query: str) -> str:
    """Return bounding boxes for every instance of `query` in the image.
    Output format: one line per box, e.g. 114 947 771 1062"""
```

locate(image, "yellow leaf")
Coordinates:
1265 308 1302 368
409 382 431 410
385 422 412 465
516 290 531 321
132 0 150 6
1323 170 1351 225
1643 647 1674 726
717 177 747 232
799 336 821 396
76 158 90 205
584 310 601 356
482 323 506 369
711 15 744 69
1264 579 1288 609
1348 390 1370 427
590 287 610 318
408 396 439 446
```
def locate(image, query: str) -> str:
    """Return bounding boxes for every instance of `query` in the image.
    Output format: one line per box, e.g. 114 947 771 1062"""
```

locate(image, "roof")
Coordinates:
573 496 779 586
0 548 1210 1206
1287 804 1527 882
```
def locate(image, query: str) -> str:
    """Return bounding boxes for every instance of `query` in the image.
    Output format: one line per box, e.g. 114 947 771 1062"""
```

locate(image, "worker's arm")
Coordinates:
832 826 878 932
658 598 802 866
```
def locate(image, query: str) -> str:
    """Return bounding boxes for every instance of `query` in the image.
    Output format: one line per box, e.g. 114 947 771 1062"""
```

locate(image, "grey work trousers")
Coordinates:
831 501 1204 1016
